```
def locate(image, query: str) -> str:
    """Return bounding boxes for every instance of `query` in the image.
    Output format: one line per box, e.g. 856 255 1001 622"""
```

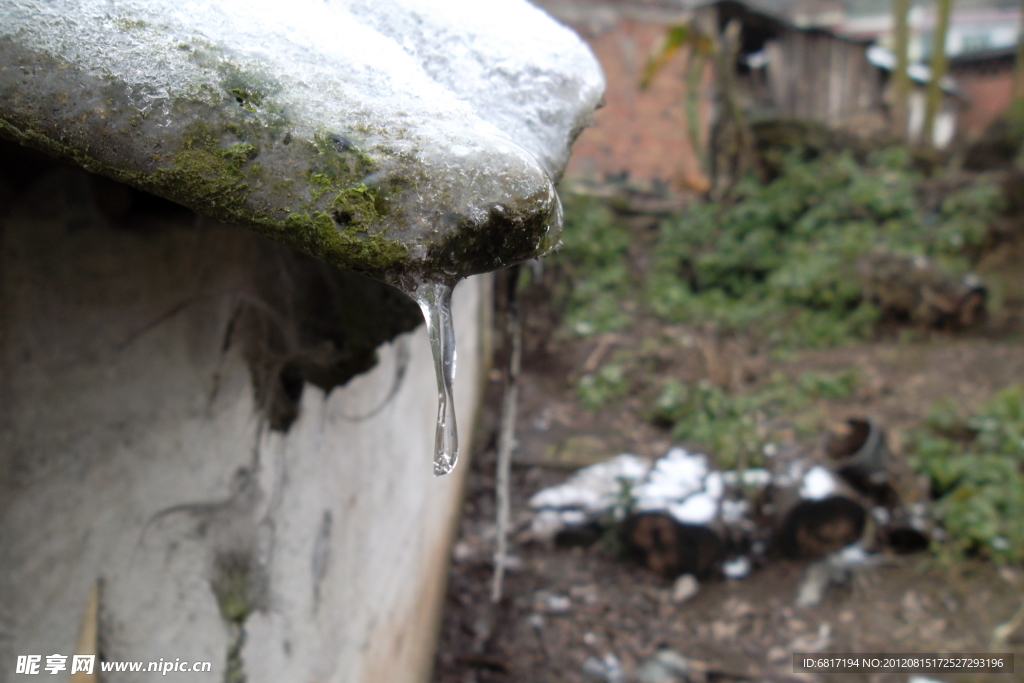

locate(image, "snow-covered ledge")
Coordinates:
0 0 603 283
0 0 603 680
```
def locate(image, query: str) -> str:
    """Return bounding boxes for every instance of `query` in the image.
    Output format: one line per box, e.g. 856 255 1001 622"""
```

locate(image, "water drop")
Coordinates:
413 280 459 476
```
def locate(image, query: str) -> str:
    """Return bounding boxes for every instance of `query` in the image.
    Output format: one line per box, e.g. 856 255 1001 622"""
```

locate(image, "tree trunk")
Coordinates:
1013 0 1024 102
709 19 755 200
891 0 912 140
924 0 953 147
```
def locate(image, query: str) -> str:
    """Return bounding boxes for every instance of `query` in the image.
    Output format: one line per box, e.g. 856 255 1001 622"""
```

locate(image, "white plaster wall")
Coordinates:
0 168 487 682
906 89 957 149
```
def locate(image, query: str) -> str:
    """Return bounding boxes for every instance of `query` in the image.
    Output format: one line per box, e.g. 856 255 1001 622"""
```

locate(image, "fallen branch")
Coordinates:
492 266 524 603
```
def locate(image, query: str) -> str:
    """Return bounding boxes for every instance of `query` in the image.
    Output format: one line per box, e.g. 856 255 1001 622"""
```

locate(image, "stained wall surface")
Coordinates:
0 160 489 683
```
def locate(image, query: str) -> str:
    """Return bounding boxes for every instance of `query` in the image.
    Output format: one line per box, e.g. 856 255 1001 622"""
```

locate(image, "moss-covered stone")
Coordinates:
217 61 280 117
309 132 377 187
425 192 559 279
0 111 412 277
151 129 256 215
282 186 408 275
0 35 570 285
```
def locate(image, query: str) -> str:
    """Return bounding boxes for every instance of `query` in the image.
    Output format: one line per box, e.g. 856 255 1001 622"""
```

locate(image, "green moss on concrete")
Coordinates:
309 132 376 185
217 61 279 104
0 114 416 277
427 197 557 278
307 171 333 203
1 112 417 276
171 44 291 138
213 560 253 625
283 184 407 273
215 60 291 138
151 127 257 216
332 184 385 224
211 553 259 683
114 18 149 32
228 87 263 112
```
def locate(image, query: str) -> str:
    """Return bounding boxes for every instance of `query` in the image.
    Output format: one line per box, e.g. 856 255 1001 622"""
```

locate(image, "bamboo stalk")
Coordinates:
924 0 953 147
891 0 912 139
1013 0 1024 102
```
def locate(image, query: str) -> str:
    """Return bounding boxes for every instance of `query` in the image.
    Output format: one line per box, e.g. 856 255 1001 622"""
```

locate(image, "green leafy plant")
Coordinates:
648 370 859 469
551 194 633 337
576 362 629 409
909 384 1024 563
934 182 1005 260
648 149 1002 348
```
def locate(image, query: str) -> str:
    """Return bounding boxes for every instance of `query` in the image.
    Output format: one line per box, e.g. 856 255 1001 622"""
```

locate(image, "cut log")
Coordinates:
858 250 987 329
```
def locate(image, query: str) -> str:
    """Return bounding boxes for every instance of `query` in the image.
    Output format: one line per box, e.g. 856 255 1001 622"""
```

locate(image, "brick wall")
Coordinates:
955 67 1015 137
562 18 711 192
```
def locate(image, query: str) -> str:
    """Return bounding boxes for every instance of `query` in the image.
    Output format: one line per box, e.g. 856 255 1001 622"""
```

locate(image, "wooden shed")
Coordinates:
542 0 961 193
718 0 904 138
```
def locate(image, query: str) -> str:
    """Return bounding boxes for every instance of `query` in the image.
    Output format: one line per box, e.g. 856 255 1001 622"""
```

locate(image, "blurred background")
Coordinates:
434 1 1024 681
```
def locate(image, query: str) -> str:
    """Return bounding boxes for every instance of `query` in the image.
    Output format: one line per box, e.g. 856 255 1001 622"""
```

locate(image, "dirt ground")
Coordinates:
432 220 1024 683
